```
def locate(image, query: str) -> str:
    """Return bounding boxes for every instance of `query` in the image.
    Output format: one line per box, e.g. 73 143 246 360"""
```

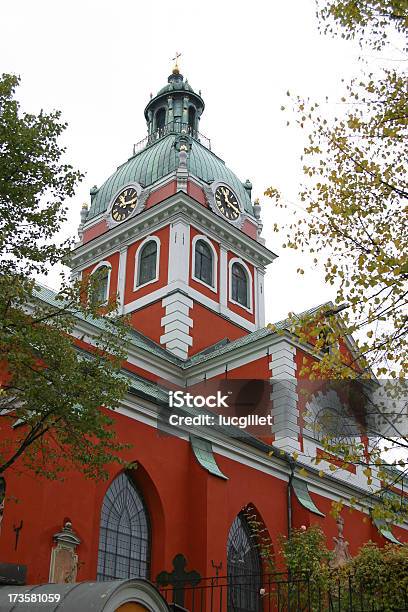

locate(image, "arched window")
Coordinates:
137 240 158 287
227 512 261 612
194 239 214 287
188 107 196 135
97 472 150 581
155 108 166 135
90 263 110 306
231 262 249 308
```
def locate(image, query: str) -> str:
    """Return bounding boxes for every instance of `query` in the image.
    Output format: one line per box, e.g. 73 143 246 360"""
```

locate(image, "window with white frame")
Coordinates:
194 239 214 287
90 262 111 306
135 238 159 288
231 261 250 308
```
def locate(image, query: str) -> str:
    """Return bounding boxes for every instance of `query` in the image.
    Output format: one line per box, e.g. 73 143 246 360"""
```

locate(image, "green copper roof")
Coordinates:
292 478 325 517
373 517 402 545
190 435 228 480
33 283 182 366
87 135 254 220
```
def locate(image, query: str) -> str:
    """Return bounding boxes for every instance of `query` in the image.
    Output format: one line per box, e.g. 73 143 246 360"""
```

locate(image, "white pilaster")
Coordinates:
168 221 190 285
160 292 193 359
117 246 128 314
219 246 228 310
255 268 265 329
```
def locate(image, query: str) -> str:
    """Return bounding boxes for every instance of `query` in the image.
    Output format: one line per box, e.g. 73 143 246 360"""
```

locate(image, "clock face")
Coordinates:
215 186 240 221
111 187 138 223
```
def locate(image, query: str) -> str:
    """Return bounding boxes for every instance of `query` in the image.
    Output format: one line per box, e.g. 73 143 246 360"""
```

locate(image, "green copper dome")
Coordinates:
87 135 254 220
156 78 195 96
87 71 254 221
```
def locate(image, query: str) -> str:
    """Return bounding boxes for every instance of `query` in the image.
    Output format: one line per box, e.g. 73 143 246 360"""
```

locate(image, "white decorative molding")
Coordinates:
123 281 257 332
160 292 193 359
269 341 301 453
176 146 189 192
228 257 254 314
71 193 276 273
133 235 161 291
191 234 218 293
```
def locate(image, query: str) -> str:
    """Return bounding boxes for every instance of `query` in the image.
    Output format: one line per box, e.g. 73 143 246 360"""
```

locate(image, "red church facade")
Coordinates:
0 67 406 607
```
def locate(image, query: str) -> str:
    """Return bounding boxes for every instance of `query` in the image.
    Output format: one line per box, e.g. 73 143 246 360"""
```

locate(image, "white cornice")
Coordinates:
70 192 277 272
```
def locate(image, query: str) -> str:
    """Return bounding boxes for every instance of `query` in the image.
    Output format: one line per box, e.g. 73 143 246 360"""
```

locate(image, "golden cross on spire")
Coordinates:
171 51 182 74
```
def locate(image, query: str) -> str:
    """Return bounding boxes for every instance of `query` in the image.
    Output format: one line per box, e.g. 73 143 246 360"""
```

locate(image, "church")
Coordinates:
0 64 406 610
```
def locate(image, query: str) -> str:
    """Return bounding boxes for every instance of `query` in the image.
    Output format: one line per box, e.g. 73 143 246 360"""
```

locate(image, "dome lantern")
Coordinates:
144 69 205 144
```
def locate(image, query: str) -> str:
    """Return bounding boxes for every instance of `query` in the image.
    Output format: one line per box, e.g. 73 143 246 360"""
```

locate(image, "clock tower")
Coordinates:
71 67 277 359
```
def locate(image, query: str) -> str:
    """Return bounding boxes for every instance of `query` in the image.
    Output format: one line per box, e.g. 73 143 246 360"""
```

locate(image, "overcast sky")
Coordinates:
1 0 365 324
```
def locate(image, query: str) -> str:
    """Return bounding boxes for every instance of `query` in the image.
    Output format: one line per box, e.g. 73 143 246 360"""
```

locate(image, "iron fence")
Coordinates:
157 572 408 612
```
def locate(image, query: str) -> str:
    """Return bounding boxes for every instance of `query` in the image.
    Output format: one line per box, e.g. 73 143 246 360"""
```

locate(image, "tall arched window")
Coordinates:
137 240 158 287
97 472 150 581
194 239 214 287
155 108 166 135
188 107 196 135
90 263 110 306
231 262 249 307
227 512 261 612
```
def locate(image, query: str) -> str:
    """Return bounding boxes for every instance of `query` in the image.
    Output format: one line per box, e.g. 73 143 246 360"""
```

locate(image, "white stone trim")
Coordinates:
117 396 397 513
123 280 257 332
160 292 193 359
228 257 253 313
90 260 112 305
191 234 218 293
255 268 265 328
72 193 277 272
269 341 301 453
133 235 160 290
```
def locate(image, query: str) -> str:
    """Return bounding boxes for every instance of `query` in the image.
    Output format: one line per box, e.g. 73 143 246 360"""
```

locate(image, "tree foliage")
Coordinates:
265 1 407 521
0 74 131 480
317 0 408 51
279 527 408 610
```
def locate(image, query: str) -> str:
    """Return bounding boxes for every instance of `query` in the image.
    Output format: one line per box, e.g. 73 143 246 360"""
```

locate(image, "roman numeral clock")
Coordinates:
106 183 149 227
215 186 240 221
111 187 138 222
205 182 245 228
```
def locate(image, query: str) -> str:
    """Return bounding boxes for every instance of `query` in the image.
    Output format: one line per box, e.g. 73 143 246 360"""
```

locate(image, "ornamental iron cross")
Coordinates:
157 553 201 607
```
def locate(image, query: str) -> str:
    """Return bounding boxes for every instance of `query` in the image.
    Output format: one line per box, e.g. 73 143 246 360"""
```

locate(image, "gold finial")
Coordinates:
254 198 260 204
171 51 182 74
82 202 89 209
